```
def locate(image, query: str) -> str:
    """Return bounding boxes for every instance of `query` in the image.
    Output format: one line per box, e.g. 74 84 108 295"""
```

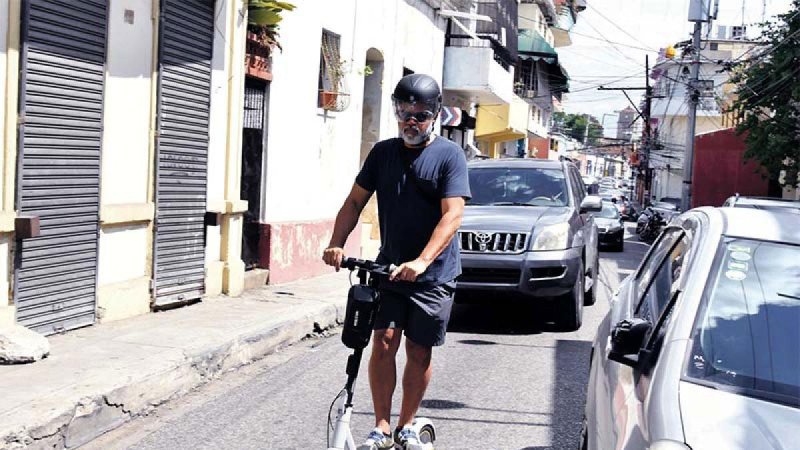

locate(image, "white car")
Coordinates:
583 207 800 450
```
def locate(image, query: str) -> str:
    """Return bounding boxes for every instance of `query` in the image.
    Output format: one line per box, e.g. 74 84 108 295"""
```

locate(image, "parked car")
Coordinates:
595 201 624 252
457 159 602 331
723 194 800 212
582 207 800 450
582 176 600 195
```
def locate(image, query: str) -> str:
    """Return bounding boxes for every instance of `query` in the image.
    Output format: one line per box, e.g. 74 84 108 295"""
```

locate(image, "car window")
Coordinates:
467 167 569 206
573 169 587 199
633 229 684 316
636 233 689 323
685 238 800 406
567 169 584 204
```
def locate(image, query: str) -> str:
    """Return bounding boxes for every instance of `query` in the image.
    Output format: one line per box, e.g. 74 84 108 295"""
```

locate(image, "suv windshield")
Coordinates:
685 238 800 405
467 167 569 206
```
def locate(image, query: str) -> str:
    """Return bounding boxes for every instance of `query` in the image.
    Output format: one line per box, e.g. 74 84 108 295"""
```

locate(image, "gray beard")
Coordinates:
400 126 429 146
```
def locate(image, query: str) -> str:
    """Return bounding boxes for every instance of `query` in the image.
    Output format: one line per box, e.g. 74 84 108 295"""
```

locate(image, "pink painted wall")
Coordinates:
259 220 362 284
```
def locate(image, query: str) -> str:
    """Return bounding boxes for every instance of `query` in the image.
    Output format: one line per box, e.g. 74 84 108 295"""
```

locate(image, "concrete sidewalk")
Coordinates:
0 272 352 450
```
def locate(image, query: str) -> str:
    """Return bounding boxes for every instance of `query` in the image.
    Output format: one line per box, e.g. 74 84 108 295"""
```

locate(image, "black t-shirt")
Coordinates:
355 137 471 289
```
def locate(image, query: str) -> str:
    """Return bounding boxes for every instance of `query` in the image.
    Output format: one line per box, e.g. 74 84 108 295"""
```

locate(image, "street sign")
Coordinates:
440 106 462 127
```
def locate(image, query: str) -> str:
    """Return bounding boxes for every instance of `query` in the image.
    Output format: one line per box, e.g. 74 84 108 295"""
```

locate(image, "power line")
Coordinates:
581 16 648 68
586 3 658 52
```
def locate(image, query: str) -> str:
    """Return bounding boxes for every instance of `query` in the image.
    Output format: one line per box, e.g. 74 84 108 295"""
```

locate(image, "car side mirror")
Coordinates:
608 318 652 367
580 195 602 213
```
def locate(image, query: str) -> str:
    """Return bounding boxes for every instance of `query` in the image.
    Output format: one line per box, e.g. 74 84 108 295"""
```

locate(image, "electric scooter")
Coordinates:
327 257 436 450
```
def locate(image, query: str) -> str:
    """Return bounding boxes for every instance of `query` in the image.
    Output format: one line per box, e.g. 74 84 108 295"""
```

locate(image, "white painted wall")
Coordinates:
100 0 153 205
262 0 447 224
98 225 148 285
0 0 9 201
207 0 230 207
204 0 231 264
518 4 555 47
96 0 153 288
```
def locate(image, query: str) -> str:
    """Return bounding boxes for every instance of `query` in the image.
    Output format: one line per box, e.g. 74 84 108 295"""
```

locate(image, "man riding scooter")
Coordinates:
323 74 471 449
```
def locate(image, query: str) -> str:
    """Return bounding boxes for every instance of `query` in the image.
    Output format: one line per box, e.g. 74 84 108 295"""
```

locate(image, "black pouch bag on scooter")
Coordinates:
342 285 380 349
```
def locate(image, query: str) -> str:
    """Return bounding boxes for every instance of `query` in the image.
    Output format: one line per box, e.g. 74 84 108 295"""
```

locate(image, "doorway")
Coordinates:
359 49 384 256
241 77 269 270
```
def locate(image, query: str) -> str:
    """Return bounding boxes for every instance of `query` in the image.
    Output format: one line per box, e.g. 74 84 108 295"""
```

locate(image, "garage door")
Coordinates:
152 0 214 306
14 0 108 334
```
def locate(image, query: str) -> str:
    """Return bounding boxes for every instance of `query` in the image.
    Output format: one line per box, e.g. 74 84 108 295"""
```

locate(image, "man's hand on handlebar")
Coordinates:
389 258 430 282
322 246 345 271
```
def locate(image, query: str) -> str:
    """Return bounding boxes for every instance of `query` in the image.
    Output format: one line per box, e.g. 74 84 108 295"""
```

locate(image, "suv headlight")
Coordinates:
532 223 570 251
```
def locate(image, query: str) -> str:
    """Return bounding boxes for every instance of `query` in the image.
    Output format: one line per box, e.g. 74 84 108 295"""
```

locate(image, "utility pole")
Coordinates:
682 15 704 211
644 54 652 204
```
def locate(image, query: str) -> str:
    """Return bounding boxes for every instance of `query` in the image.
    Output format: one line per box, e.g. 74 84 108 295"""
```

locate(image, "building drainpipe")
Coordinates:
145 0 160 303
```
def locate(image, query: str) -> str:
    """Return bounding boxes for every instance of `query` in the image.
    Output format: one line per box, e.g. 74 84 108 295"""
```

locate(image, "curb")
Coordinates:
1 300 346 450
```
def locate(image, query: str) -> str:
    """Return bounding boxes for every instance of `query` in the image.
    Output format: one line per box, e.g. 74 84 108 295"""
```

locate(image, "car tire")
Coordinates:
584 253 598 306
613 237 624 252
579 415 589 450
556 259 584 331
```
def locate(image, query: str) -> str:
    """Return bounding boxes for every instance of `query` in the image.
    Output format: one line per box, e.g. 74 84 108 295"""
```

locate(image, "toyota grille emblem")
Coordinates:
474 232 492 251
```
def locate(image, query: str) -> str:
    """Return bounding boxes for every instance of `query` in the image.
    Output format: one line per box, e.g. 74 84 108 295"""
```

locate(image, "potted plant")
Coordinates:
246 1 296 79
320 59 348 109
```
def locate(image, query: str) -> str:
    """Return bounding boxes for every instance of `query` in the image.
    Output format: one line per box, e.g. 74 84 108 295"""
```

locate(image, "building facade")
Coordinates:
1 0 250 334
647 32 758 202
516 0 582 159
255 0 467 283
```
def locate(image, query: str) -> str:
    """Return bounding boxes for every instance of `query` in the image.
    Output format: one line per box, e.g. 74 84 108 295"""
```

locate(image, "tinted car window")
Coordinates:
686 238 800 404
568 169 584 204
637 234 689 323
467 168 569 206
634 229 683 318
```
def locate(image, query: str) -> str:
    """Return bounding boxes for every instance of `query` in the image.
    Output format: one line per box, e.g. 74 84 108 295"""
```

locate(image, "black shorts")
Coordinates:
374 282 456 347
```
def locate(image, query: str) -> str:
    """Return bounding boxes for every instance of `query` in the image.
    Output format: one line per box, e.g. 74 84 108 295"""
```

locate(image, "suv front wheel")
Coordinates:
555 259 584 331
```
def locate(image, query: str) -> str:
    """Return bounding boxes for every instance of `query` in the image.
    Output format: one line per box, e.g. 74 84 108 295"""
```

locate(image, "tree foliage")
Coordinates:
730 0 800 187
552 112 605 145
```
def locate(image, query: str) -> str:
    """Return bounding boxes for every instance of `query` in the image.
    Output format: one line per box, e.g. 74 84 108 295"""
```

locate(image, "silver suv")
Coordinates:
456 159 602 331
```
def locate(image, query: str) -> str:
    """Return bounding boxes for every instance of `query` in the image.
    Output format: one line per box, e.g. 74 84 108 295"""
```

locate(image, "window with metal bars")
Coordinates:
318 29 342 105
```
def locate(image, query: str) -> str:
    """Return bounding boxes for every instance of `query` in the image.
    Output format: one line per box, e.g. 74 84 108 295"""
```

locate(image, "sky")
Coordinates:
556 0 794 136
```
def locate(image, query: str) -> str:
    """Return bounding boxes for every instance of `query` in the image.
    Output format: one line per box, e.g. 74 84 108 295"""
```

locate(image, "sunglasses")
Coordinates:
395 110 435 122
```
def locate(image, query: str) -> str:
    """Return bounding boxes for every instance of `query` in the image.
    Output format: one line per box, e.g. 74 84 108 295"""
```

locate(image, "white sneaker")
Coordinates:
395 426 425 450
357 427 395 450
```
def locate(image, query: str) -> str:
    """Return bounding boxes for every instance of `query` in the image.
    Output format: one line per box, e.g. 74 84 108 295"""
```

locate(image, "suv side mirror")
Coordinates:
580 195 602 213
608 318 652 367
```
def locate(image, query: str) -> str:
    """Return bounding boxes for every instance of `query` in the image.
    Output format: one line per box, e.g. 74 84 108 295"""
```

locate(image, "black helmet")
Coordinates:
392 74 442 114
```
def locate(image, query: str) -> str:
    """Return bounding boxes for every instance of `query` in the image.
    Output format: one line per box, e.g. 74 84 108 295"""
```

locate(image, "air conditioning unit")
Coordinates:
732 25 747 40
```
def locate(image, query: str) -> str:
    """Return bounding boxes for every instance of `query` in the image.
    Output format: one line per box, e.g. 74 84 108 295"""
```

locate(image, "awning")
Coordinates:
475 96 529 143
517 29 557 60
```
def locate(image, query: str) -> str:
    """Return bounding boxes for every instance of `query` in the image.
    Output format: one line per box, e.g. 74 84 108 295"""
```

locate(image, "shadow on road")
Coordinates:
549 339 593 450
447 300 546 335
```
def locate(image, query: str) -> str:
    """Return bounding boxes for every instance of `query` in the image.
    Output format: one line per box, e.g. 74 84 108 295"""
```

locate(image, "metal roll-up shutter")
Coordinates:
153 0 214 306
14 0 107 335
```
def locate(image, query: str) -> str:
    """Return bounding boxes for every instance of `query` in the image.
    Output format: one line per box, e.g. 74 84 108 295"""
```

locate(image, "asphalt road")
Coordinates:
84 225 648 450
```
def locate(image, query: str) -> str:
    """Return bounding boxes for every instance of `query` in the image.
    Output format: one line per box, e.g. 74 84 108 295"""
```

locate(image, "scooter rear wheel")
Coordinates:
418 424 435 444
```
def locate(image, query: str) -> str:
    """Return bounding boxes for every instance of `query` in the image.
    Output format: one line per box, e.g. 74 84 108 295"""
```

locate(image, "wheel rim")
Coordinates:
419 426 434 444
